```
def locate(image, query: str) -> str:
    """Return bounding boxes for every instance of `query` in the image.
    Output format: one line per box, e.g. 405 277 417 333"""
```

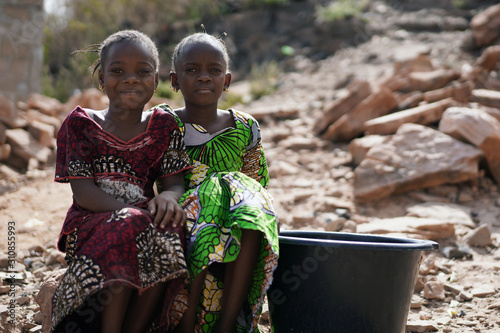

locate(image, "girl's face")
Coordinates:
99 41 158 112
171 42 231 110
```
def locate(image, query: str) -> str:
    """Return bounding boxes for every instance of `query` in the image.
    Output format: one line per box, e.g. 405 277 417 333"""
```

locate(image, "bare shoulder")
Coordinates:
218 109 236 128
83 108 106 122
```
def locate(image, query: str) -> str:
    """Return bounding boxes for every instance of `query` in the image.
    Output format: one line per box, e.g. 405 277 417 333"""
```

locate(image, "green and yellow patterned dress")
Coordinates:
157 104 279 333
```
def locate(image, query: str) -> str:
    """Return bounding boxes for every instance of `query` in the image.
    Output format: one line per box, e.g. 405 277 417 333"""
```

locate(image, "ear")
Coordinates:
98 69 105 87
155 72 159 90
224 72 232 89
170 72 179 90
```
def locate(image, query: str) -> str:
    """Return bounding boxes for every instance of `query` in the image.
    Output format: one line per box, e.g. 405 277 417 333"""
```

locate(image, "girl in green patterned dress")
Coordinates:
161 32 279 333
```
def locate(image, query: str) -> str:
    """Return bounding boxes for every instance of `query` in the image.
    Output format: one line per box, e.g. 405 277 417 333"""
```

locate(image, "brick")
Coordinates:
0 143 11 161
27 120 55 148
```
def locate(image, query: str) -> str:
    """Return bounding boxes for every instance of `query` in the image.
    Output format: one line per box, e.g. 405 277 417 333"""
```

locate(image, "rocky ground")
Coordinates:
1 1 500 332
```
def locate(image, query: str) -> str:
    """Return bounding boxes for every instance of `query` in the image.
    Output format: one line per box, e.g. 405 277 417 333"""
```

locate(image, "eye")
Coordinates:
110 68 122 74
139 68 153 75
210 68 223 73
185 67 197 73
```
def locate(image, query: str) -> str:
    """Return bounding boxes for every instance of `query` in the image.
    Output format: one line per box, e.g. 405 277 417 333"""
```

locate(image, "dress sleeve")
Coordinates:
159 127 192 177
54 109 94 183
241 117 270 188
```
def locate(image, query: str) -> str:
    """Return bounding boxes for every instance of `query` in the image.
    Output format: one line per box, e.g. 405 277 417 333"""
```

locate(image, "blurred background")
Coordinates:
2 0 432 106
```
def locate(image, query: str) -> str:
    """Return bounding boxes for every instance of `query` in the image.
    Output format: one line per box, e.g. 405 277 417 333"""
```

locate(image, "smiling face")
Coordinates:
99 40 158 113
171 41 231 111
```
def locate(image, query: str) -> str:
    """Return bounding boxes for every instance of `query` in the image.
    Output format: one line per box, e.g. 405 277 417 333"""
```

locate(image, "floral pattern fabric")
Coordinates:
156 104 279 333
51 106 192 332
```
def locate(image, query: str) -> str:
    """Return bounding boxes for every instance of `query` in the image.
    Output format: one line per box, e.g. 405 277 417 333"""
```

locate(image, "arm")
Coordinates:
69 178 135 212
147 173 186 229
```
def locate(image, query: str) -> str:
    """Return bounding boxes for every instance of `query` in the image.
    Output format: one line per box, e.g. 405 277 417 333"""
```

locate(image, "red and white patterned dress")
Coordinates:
52 106 192 332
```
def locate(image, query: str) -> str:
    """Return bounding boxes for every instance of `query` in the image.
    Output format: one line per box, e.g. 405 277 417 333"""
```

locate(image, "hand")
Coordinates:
147 191 186 229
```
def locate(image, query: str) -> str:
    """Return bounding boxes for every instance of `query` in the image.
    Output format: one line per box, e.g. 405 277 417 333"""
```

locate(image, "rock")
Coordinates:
406 320 439 332
33 311 43 325
480 135 500 184
25 109 62 132
312 196 352 213
407 69 460 92
280 137 319 150
463 224 492 247
473 45 500 71
364 98 456 136
470 3 500 47
423 280 446 300
439 106 500 184
29 325 43 333
470 284 496 298
398 91 425 109
314 79 372 135
422 81 473 103
16 296 30 306
0 143 11 161
353 124 483 201
356 216 454 240
487 302 500 309
45 250 67 266
246 103 301 121
470 89 500 109
348 135 388 166
440 244 473 259
268 160 302 177
34 269 66 333
65 88 108 114
419 255 436 275
0 93 17 123
27 93 64 117
322 86 398 142
392 53 434 76
27 120 55 148
405 202 476 228
28 245 46 254
5 129 54 170
341 220 357 233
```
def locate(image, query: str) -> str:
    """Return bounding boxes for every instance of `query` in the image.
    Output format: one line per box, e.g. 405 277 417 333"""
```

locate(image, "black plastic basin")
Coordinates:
267 230 439 333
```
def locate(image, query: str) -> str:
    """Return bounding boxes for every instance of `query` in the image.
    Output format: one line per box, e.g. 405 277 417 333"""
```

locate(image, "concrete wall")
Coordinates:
0 0 44 103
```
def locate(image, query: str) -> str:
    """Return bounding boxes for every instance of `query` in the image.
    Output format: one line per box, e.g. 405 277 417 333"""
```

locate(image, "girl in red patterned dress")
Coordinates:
52 30 192 333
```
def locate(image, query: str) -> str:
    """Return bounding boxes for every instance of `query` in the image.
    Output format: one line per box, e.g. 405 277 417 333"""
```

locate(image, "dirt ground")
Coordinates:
1 1 500 332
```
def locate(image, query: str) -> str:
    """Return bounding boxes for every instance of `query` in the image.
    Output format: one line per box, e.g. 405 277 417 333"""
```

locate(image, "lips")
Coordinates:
195 86 213 93
121 90 141 95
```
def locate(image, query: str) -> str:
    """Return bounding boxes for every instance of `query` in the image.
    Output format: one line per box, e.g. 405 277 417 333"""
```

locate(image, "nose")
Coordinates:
197 70 212 82
123 72 139 83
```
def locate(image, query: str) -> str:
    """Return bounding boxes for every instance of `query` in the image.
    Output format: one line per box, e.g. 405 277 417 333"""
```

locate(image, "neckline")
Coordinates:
78 106 156 144
174 109 237 135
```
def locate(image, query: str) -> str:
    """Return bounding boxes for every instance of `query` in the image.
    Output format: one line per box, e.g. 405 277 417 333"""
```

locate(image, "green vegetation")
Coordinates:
315 0 369 22
451 0 468 9
219 92 244 110
249 61 280 100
